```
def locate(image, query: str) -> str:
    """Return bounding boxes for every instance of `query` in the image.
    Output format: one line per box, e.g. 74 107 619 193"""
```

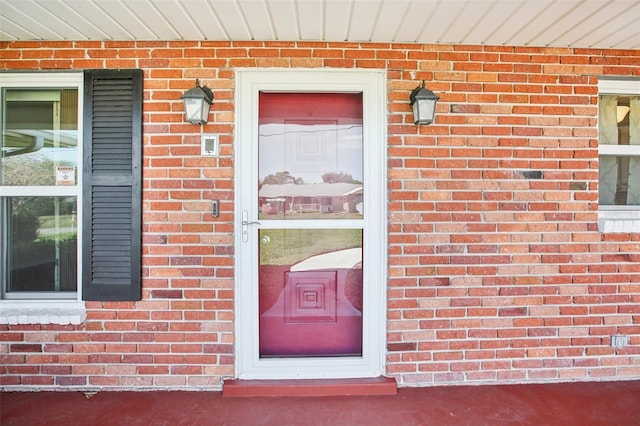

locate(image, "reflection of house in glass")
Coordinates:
259 183 363 215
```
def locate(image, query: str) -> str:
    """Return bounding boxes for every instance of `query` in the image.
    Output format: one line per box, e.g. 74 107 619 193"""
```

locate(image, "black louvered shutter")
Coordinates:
82 69 142 301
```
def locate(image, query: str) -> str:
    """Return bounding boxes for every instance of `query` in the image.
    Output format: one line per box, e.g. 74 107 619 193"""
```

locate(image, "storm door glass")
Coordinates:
258 93 364 357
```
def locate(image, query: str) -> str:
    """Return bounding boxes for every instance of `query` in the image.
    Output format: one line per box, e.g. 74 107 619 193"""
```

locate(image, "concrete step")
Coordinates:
222 376 397 397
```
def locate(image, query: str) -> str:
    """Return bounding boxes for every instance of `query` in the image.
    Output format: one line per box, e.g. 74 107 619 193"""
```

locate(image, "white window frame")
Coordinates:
597 78 640 233
0 72 85 325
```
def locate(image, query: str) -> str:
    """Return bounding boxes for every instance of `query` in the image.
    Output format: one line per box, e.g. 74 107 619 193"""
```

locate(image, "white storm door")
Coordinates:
235 69 387 379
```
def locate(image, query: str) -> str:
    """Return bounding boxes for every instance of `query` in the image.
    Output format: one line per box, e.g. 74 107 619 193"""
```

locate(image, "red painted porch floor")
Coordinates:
2 380 640 425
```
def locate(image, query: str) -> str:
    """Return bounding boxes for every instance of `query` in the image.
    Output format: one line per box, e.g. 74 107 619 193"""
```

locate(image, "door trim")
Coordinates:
234 69 387 379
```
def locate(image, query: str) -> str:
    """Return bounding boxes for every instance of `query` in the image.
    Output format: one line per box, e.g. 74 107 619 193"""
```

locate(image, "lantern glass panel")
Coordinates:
184 98 209 124
418 99 435 124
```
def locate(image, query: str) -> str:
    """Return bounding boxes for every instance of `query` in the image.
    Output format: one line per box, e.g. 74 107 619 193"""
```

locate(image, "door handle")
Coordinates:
241 210 260 242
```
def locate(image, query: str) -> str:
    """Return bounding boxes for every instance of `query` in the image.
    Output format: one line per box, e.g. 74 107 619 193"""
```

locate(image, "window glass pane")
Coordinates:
1 88 79 186
258 93 363 220
4 196 77 292
600 156 622 205
599 95 640 206
259 228 363 357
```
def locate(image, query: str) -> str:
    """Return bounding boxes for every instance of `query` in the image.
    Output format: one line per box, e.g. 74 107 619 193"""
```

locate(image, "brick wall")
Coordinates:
1 41 639 390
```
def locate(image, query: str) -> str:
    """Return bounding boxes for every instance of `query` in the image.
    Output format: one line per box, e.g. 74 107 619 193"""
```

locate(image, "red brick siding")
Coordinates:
0 41 639 390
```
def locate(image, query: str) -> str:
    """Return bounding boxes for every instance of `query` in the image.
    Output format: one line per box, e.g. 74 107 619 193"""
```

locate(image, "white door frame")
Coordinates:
234 69 387 379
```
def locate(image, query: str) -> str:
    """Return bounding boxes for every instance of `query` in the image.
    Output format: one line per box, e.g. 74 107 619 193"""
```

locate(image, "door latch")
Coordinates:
241 210 260 242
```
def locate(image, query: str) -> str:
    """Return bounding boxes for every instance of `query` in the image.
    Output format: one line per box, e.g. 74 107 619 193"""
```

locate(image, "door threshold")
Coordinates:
222 376 397 397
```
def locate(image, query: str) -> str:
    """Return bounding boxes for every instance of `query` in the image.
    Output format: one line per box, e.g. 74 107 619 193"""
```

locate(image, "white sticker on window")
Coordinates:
56 165 75 185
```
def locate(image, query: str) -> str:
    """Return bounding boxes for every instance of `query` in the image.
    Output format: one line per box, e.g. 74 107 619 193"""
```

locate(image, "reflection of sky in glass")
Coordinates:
32 147 78 165
259 123 362 184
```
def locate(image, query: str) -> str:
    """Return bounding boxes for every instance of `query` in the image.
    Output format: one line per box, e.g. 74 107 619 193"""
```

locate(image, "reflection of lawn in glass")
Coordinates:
260 229 362 266
37 215 77 241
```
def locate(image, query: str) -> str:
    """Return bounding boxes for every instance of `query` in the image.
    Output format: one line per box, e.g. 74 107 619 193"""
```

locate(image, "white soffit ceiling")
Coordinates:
0 0 638 49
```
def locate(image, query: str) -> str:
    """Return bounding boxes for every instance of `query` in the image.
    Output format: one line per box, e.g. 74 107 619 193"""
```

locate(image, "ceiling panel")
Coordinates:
238 0 276 40
0 0 638 49
29 0 105 40
98 0 166 39
0 18 34 40
547 0 620 47
323 0 352 41
482 1 551 46
268 0 299 41
441 0 498 45
348 0 381 42
420 0 467 44
393 1 440 43
183 1 229 40
506 1 575 47
526 0 605 48
37 0 111 40
149 0 204 40
210 1 252 40
64 0 138 40
369 0 410 42
593 15 640 48
460 1 522 45
575 2 640 48
2 0 70 39
297 0 324 40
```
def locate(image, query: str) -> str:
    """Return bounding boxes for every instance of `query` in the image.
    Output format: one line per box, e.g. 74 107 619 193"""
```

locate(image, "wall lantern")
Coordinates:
409 81 439 125
181 79 213 125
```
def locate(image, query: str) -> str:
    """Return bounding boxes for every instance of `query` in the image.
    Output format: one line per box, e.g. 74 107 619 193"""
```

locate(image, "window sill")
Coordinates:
0 301 86 325
598 210 640 233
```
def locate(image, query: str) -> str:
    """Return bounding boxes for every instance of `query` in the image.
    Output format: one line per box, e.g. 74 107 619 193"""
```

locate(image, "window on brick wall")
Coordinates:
598 79 640 233
0 70 142 324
